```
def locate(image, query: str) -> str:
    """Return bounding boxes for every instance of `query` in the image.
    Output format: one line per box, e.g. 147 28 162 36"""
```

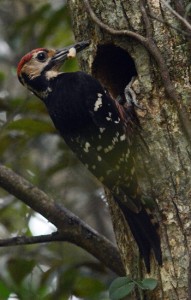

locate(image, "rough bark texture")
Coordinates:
68 0 191 299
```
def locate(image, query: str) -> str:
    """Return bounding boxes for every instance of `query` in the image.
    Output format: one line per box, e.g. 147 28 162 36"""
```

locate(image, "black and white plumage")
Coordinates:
17 41 162 271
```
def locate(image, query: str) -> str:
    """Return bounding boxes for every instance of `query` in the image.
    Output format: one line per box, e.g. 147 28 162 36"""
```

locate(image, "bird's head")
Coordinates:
17 41 90 98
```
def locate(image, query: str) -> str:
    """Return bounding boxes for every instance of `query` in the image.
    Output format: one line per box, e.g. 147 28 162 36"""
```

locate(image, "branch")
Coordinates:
0 164 125 276
0 232 67 246
83 0 146 44
140 0 153 38
149 12 191 37
160 0 191 31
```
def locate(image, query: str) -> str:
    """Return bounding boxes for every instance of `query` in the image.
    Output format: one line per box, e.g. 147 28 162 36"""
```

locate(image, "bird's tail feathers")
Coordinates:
116 199 162 272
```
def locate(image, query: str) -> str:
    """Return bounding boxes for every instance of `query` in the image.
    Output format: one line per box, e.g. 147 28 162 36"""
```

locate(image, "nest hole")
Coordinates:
92 44 137 99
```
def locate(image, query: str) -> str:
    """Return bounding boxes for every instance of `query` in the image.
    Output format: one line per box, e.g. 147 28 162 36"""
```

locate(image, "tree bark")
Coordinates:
68 0 191 299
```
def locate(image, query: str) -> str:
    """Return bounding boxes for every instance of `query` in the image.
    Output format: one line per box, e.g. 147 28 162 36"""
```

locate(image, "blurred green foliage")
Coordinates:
0 1 114 299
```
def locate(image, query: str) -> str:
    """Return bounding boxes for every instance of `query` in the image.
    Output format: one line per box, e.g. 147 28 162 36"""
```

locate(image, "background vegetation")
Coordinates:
0 1 114 299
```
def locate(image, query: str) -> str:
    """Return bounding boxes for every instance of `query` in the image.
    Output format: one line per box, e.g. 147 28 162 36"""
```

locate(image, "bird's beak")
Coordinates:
50 40 90 67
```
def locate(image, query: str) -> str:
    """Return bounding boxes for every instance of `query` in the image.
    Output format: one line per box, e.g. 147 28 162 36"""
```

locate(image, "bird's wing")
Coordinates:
63 76 141 212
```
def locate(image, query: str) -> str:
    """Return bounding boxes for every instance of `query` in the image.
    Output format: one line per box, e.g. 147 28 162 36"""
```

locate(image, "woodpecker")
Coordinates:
17 41 162 272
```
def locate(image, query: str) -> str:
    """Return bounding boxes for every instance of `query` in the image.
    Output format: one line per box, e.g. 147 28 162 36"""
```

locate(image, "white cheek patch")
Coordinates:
24 57 52 80
67 47 76 58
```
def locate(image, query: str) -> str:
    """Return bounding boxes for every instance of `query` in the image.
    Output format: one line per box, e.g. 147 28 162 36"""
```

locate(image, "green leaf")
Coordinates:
7 118 55 136
74 276 105 298
0 280 11 299
140 278 158 290
7 258 35 285
38 6 68 44
109 277 131 294
109 277 135 300
0 71 5 82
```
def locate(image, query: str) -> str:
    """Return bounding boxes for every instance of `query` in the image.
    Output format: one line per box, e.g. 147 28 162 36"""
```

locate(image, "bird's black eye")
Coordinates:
36 52 47 62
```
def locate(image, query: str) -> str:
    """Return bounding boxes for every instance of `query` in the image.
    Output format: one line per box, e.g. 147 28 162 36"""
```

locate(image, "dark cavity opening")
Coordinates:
92 44 137 100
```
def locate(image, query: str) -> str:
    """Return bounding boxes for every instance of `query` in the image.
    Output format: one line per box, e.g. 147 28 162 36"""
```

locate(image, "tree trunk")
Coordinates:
68 0 191 299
